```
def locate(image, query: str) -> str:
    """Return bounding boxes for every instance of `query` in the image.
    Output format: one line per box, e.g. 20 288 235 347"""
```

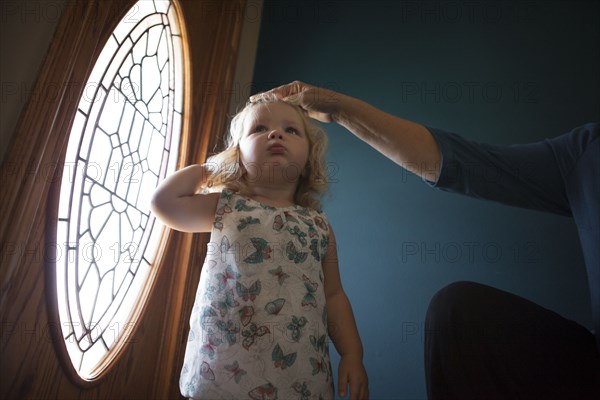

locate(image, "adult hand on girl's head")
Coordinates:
250 81 341 123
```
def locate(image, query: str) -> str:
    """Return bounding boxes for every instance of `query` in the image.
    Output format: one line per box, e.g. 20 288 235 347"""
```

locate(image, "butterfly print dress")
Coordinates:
180 190 334 400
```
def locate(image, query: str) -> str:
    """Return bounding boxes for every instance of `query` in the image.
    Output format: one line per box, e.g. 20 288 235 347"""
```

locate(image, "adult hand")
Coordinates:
250 81 342 123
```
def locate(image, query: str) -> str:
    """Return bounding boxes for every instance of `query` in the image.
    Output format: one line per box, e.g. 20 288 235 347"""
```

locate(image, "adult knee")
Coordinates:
425 281 493 328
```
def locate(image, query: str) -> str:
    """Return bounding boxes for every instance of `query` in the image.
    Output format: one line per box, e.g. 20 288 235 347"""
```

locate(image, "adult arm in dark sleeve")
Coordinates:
427 127 572 216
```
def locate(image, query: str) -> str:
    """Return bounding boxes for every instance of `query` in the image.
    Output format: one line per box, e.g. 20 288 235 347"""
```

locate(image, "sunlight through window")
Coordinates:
54 0 184 380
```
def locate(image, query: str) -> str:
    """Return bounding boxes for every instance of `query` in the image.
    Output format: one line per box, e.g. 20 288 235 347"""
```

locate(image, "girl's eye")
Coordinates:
285 127 299 135
253 125 268 133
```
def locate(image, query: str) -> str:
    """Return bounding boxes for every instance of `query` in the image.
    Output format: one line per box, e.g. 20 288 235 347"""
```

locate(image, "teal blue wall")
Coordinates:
252 1 599 398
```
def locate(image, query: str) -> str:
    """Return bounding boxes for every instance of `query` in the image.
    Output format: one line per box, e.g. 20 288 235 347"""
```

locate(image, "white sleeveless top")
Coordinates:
180 189 334 400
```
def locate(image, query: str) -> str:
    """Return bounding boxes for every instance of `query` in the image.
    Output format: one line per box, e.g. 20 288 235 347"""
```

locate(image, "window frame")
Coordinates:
49 0 187 382
42 0 191 386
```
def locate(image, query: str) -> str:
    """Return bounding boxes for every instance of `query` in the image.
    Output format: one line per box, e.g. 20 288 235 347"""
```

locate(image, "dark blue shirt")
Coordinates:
428 123 600 348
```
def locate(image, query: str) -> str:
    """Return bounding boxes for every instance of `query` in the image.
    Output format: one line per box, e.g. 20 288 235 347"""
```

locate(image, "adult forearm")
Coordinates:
332 94 442 182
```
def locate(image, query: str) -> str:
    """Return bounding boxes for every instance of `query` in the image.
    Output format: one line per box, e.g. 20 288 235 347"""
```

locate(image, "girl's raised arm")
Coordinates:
150 164 220 233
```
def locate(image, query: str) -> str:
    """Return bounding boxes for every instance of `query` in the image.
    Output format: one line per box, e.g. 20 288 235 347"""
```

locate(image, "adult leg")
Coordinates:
424 281 600 400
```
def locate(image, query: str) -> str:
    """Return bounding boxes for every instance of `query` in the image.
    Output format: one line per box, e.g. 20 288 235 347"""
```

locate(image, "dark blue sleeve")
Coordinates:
427 127 572 216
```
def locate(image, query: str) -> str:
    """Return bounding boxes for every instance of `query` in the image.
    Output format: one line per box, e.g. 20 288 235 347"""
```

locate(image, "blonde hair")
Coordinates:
204 100 329 210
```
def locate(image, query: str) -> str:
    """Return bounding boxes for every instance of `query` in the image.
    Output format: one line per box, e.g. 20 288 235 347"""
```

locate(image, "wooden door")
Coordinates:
0 0 246 398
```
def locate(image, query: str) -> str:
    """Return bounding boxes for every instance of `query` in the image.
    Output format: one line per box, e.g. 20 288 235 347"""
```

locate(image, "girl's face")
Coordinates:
238 102 310 184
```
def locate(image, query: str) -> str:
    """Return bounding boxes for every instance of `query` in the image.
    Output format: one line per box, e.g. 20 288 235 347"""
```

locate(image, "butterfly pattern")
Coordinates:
272 343 297 370
200 330 223 360
286 225 308 246
237 216 260 231
180 190 333 399
248 383 278 400
236 280 262 302
272 214 284 231
242 323 271 351
310 239 321 262
264 298 286 315
286 241 308 264
268 266 290 285
200 361 215 381
292 381 312 400
215 265 240 290
235 198 257 212
301 275 319 308
224 360 247 384
220 235 232 254
309 357 329 380
239 305 254 327
215 319 239 346
244 237 272 264
310 334 328 354
287 315 308 342
210 288 239 317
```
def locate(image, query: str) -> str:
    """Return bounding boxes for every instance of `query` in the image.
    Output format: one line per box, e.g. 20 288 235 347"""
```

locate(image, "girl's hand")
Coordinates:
338 354 369 400
250 81 342 123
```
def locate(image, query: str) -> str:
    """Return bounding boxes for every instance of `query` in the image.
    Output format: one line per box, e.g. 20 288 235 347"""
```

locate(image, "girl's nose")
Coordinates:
268 129 283 139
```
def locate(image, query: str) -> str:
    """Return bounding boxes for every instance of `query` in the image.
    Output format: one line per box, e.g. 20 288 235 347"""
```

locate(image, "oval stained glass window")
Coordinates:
54 0 185 380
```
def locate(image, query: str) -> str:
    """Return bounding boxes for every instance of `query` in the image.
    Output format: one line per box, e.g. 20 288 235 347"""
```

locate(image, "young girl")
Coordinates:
151 99 368 400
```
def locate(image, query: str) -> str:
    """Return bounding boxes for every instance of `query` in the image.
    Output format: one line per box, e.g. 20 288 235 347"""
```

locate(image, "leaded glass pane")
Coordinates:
54 0 184 380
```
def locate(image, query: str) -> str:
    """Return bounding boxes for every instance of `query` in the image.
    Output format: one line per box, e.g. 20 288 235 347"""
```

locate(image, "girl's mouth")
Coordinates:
268 144 286 154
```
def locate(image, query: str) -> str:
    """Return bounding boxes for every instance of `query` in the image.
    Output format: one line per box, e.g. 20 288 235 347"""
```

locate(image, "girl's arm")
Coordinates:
251 81 441 182
323 227 369 400
150 164 220 232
